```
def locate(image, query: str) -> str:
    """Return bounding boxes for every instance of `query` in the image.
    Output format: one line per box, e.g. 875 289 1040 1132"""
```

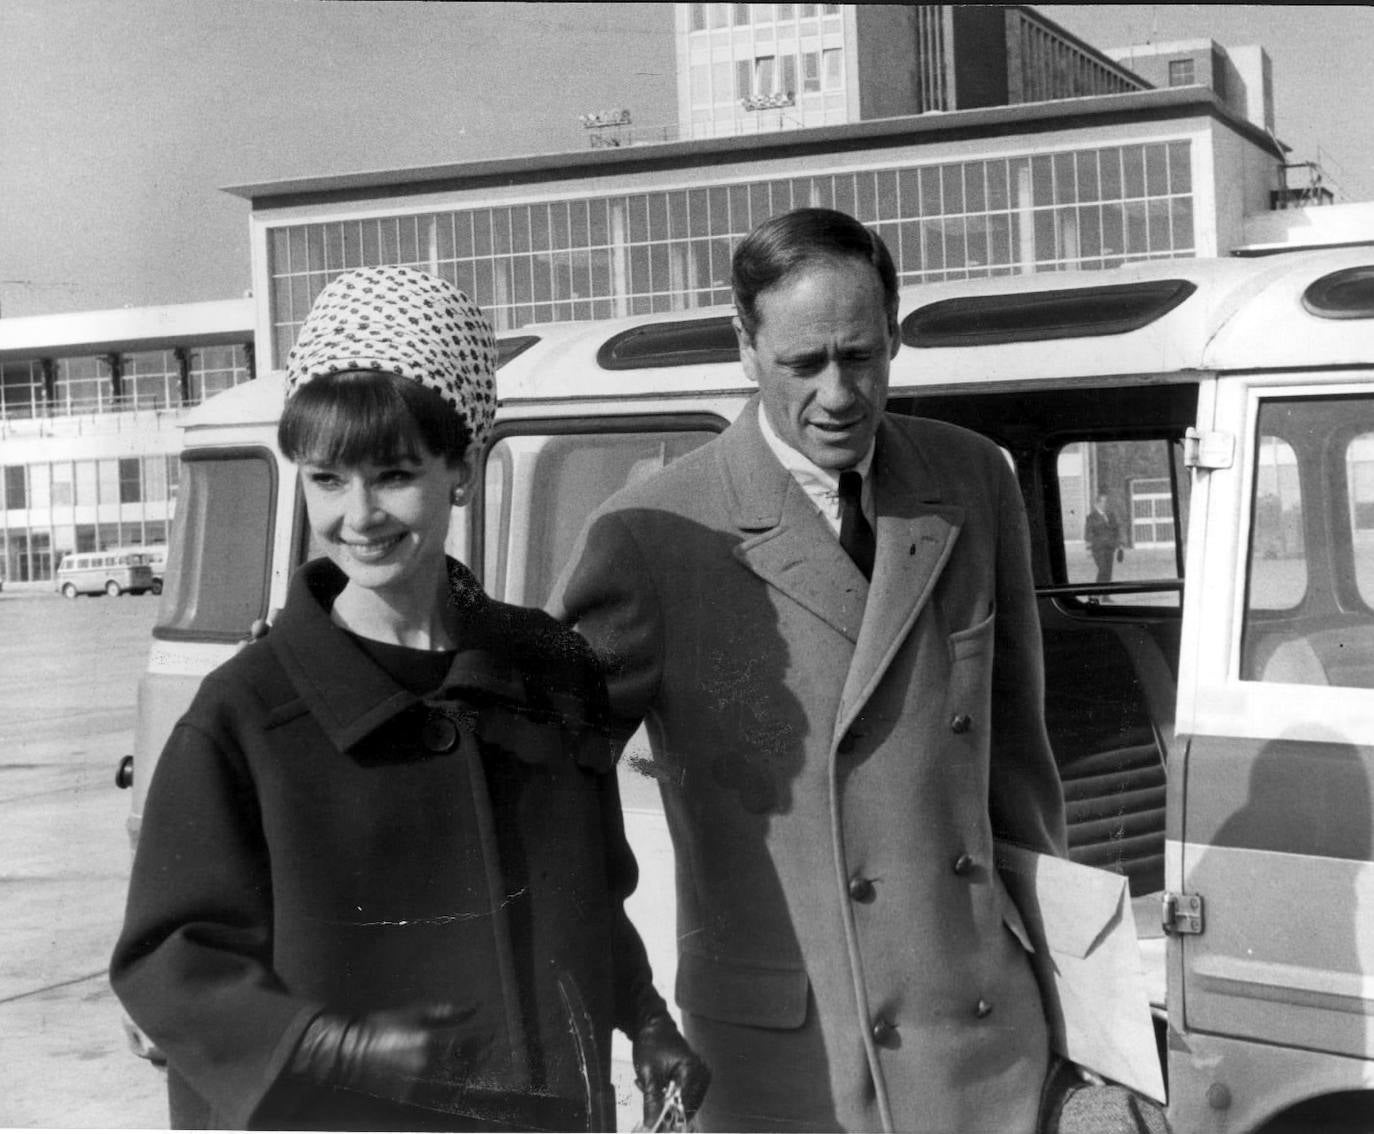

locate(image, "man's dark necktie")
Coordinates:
837 469 875 581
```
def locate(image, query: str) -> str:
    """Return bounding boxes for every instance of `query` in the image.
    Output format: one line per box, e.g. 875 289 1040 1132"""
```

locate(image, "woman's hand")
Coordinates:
632 1012 711 1130
290 1002 492 1109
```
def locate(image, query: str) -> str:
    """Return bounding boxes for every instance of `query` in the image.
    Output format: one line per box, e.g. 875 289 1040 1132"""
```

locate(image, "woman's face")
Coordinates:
299 443 474 599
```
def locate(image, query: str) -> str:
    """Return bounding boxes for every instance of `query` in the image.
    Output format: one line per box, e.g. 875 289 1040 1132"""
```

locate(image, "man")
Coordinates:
1085 494 1124 585
549 209 1067 1133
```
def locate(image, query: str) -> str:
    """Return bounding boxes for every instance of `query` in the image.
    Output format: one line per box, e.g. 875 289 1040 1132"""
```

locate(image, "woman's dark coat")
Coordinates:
111 558 657 1131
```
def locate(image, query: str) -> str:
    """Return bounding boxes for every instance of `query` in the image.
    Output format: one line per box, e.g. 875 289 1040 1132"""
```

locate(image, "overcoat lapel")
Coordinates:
720 403 868 643
837 419 964 735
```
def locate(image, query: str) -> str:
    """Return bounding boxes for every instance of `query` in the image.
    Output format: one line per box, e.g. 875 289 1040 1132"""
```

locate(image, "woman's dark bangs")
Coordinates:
281 377 424 467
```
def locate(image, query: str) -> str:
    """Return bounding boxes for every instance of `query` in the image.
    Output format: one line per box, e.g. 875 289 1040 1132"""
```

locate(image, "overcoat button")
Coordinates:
848 876 876 903
952 853 974 876
420 717 459 753
950 713 973 734
975 999 994 1019
871 1018 898 1047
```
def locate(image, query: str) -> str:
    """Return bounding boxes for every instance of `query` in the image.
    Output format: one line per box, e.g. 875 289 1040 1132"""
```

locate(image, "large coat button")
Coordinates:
871 1018 898 1047
950 713 973 734
420 716 459 753
952 853 975 876
848 876 875 903
975 999 994 1019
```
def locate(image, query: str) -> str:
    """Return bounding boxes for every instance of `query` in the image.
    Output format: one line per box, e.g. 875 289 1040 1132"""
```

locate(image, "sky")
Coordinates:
2 2 1372 318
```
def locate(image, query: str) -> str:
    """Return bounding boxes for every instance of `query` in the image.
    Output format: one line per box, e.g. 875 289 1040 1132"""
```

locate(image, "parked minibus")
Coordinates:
108 545 169 595
118 248 1374 1131
55 550 155 598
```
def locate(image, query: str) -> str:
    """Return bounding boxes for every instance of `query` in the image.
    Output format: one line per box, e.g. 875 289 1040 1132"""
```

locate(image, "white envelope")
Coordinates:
997 843 1166 1103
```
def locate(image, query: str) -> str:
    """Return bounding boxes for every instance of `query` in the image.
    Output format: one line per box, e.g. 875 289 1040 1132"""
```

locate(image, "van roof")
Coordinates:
186 248 1374 431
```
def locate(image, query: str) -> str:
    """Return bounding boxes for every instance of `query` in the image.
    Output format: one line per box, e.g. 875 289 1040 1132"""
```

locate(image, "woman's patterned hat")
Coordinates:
285 265 498 450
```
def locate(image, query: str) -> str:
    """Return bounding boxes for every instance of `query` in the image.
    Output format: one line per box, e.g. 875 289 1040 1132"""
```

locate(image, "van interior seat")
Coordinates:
1039 616 1176 896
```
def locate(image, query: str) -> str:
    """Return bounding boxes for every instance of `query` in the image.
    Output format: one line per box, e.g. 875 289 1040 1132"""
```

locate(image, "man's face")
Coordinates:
737 256 898 471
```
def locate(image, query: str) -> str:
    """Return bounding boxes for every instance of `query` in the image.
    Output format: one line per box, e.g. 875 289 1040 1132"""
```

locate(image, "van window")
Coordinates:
481 423 719 608
1054 437 1186 607
1241 395 1374 687
154 448 276 641
1248 435 1306 610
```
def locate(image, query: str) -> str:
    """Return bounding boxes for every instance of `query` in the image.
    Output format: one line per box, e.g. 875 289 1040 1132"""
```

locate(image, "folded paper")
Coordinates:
997 843 1166 1103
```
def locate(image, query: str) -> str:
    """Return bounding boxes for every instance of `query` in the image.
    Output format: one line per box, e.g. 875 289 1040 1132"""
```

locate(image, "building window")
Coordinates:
53 356 114 415
119 457 142 504
822 47 843 89
690 2 706 31
1168 59 1195 87
735 59 752 100
802 51 820 92
754 55 776 95
732 3 750 25
0 360 44 419
781 54 797 96
189 344 251 404
3 465 25 510
122 350 179 410
264 141 1195 359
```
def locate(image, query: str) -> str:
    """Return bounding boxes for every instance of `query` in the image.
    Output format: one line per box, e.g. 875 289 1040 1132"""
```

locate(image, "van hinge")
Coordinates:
1183 428 1234 470
1162 891 1205 935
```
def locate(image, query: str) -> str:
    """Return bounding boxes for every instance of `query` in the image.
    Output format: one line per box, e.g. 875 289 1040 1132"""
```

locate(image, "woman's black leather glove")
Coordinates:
632 1010 711 1130
289 1003 491 1110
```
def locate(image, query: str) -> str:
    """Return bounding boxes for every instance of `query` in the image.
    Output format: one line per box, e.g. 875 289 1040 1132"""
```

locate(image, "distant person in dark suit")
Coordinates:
1085 494 1124 584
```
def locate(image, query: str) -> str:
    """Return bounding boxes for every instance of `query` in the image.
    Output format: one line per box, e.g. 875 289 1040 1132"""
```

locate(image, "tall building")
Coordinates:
1104 39 1273 134
676 4 1146 140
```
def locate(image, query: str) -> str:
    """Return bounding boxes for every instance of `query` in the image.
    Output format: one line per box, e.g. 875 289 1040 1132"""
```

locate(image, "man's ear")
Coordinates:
887 313 901 359
734 316 759 386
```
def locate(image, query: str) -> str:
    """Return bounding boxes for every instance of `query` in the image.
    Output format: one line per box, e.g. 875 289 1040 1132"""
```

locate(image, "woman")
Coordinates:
111 266 706 1131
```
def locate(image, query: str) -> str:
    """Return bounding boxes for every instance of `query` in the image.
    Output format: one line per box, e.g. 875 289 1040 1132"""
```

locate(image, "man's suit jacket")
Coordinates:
550 401 1068 1133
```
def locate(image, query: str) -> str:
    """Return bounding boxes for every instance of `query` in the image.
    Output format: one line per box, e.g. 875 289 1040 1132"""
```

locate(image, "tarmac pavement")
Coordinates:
0 588 167 1128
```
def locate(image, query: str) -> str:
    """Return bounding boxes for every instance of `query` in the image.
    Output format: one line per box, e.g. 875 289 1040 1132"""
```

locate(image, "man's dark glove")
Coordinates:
632 1012 710 1130
289 1003 491 1110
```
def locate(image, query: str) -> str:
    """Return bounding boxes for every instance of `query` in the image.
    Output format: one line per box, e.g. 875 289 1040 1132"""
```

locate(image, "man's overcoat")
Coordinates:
550 402 1068 1133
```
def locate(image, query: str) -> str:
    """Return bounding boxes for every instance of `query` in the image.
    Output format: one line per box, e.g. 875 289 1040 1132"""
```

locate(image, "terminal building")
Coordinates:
0 3 1361 586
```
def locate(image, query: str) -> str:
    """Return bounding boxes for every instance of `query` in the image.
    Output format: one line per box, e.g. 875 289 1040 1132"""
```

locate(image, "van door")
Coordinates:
1172 373 1374 1130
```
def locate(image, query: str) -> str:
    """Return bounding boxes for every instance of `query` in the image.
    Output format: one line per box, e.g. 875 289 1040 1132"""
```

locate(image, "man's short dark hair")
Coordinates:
732 208 899 338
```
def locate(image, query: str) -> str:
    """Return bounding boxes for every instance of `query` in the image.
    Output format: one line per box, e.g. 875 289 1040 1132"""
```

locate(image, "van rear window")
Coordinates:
153 447 276 642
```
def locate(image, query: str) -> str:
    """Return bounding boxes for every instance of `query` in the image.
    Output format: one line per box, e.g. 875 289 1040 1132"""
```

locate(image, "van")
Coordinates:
108 545 169 595
121 248 1374 1130
56 550 155 598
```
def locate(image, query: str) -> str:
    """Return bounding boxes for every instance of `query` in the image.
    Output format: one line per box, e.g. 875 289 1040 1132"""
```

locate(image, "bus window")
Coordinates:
1054 437 1186 607
1241 396 1374 687
155 448 276 641
482 425 718 609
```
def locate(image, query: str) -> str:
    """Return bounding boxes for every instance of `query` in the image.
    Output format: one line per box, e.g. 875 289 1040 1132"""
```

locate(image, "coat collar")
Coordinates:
269 557 530 753
719 401 964 673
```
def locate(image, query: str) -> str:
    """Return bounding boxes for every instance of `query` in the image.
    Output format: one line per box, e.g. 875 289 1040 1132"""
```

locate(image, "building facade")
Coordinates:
675 4 1146 140
235 86 1281 365
0 300 253 583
